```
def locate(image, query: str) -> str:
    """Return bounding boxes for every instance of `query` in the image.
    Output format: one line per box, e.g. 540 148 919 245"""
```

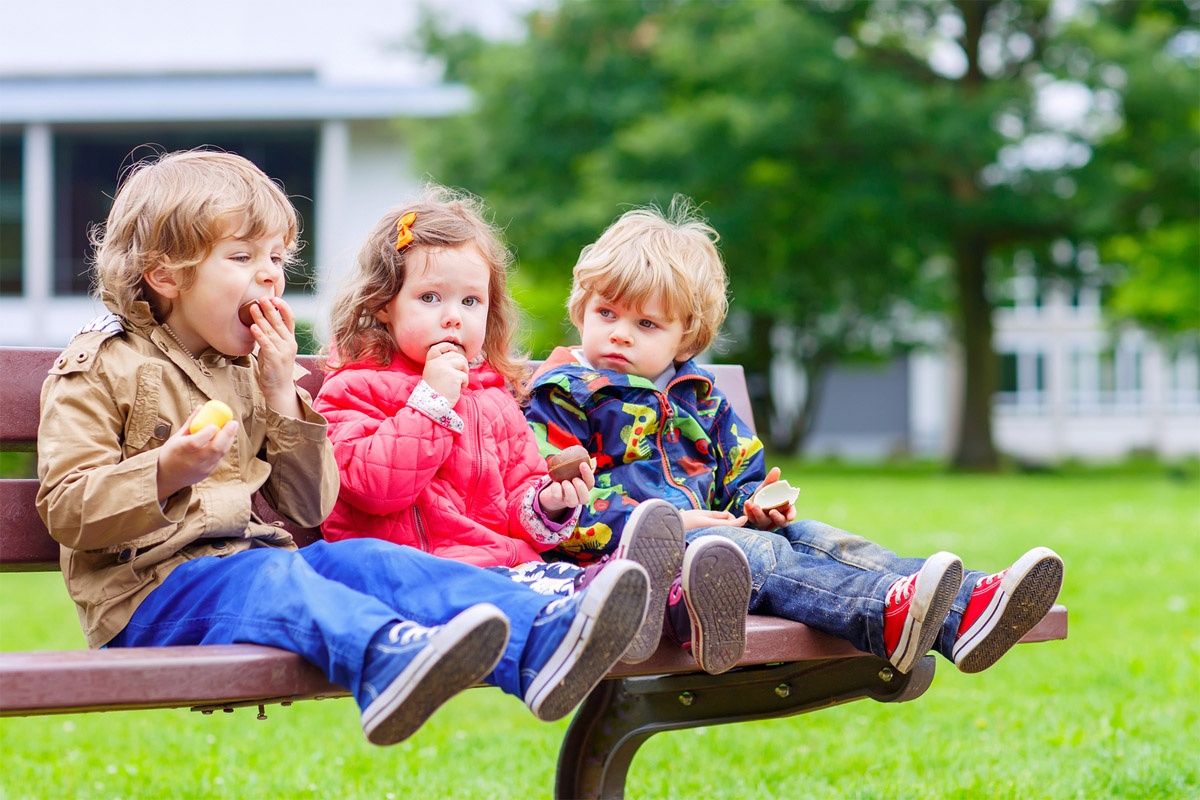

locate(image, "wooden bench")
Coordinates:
0 345 1067 799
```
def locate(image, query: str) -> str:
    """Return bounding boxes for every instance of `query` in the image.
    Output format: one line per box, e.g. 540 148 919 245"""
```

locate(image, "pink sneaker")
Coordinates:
678 535 751 675
613 499 685 664
883 552 963 674
952 547 1063 674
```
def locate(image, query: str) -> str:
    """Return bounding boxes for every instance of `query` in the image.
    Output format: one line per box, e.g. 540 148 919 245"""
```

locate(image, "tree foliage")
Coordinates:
413 0 1198 465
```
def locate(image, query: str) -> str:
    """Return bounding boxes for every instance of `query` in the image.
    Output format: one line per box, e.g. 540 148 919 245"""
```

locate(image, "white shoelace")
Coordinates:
387 621 438 646
540 595 574 617
886 574 916 608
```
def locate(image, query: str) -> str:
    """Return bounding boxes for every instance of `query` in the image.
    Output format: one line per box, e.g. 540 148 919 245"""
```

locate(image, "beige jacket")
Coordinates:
36 299 339 648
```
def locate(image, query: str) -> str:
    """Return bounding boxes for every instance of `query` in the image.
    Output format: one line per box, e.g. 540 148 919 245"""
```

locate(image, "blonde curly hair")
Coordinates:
91 149 299 320
568 197 728 357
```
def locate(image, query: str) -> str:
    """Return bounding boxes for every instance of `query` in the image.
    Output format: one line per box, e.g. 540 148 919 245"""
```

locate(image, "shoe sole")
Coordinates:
524 562 649 722
616 499 685 664
953 547 1064 674
362 605 509 746
890 551 963 674
681 536 751 675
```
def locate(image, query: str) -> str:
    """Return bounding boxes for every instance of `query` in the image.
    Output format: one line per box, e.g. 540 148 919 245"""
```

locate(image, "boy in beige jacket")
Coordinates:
35 150 650 745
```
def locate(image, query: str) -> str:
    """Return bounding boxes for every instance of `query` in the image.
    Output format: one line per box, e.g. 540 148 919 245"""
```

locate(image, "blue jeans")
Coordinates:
108 539 553 702
687 520 986 661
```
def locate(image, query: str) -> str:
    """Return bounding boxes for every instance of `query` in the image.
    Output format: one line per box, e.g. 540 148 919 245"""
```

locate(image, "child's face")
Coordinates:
579 293 694 380
154 226 287 357
375 243 491 366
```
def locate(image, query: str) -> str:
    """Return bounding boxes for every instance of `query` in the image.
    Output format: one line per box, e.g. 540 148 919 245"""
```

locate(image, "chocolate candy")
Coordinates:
238 299 261 327
547 445 591 482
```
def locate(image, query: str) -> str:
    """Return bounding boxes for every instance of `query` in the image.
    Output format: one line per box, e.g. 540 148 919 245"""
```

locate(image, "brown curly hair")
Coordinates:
326 185 529 393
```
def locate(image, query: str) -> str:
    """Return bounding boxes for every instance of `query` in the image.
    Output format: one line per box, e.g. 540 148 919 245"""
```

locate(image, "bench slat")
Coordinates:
0 480 55 571
0 607 1066 717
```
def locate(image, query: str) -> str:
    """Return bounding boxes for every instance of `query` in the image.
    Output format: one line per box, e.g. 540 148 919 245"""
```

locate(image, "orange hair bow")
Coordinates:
395 212 418 251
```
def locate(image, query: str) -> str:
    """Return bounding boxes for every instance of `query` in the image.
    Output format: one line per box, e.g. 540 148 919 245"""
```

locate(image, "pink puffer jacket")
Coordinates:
315 352 564 568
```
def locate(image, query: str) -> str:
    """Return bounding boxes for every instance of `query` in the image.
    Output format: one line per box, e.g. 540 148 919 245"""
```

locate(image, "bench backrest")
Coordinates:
0 347 752 572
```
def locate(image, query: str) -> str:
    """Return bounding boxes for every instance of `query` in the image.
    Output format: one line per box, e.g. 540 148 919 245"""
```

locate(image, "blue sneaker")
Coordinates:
522 560 649 721
360 604 510 745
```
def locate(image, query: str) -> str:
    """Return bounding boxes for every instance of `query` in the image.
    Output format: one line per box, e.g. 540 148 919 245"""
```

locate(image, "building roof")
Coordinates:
0 72 471 125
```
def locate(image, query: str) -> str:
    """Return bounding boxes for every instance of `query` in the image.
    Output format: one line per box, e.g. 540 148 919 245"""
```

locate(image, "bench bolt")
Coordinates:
775 683 791 698
878 667 894 683
257 705 267 721
678 691 695 706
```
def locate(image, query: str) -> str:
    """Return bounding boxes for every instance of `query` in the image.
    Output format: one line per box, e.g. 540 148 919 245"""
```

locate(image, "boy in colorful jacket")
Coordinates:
525 199 1065 676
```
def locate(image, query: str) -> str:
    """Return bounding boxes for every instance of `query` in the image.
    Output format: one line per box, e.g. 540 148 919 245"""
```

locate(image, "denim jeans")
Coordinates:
687 520 986 661
108 539 553 701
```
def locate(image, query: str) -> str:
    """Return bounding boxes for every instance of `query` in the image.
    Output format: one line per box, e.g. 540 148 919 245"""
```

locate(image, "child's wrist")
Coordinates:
265 389 302 419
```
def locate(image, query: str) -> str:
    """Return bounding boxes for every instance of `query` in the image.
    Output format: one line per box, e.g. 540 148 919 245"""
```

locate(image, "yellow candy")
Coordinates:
189 400 234 434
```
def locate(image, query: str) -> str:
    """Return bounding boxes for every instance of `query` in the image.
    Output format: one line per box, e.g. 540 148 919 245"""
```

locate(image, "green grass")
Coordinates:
2 468 1198 799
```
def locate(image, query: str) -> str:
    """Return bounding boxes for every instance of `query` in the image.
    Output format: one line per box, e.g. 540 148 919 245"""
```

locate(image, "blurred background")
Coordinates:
1 0 1196 470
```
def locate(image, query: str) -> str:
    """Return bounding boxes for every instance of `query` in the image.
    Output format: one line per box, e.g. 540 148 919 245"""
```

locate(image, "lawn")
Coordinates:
2 466 1197 799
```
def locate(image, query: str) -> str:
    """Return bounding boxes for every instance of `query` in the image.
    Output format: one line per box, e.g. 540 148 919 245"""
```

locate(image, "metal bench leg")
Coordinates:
555 655 935 800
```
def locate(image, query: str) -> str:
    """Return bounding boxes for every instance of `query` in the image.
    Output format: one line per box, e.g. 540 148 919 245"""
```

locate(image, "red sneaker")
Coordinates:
883 551 963 674
952 547 1063 674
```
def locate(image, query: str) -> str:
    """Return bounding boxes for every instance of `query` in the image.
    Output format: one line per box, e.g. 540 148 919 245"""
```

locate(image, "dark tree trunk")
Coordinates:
951 233 999 470
784 355 831 455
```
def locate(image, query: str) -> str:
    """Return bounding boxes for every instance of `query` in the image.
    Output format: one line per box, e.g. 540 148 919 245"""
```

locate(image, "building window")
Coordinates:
1168 342 1200 411
53 128 318 296
1069 344 1145 412
996 350 1046 412
0 133 21 296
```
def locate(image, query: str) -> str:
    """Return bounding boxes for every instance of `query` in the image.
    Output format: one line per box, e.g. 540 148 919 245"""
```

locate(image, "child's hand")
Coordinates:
681 509 747 531
538 461 595 520
743 467 798 530
156 406 240 502
423 342 470 406
249 296 301 419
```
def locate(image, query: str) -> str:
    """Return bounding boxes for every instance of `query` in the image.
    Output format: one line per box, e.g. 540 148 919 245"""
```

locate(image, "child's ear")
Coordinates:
675 346 699 364
374 307 391 325
143 265 181 299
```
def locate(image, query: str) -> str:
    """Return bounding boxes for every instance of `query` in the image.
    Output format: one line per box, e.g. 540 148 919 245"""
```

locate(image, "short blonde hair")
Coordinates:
91 149 300 320
326 186 528 391
568 197 728 357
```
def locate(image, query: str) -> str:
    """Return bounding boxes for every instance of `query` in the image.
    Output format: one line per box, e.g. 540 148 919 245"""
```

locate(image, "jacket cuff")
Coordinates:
265 391 331 444
521 477 581 545
409 380 464 433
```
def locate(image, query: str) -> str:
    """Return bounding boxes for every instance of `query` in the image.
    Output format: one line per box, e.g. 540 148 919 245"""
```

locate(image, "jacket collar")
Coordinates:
379 347 507 391
531 346 713 405
103 293 249 370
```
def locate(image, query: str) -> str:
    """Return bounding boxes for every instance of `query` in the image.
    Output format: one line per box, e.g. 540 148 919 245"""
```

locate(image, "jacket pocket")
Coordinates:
125 362 169 451
65 548 145 604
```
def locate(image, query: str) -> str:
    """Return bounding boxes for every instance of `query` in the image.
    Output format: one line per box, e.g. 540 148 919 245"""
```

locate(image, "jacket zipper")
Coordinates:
412 505 431 552
656 376 704 509
467 394 483 505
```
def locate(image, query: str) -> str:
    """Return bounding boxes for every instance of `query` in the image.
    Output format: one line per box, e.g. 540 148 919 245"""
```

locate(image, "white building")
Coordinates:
802 277 1200 464
0 71 467 346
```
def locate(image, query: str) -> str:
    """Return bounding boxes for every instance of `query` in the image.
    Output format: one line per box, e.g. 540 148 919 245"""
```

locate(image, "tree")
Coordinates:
418 1 940 451
414 0 1197 465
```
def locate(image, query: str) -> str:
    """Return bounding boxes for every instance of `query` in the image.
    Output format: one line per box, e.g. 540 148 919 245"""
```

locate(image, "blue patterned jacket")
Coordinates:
525 346 767 563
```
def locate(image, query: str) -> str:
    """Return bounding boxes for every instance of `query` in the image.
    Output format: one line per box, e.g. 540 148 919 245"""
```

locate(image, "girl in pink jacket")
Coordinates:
316 188 683 665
